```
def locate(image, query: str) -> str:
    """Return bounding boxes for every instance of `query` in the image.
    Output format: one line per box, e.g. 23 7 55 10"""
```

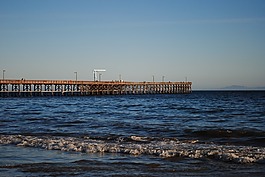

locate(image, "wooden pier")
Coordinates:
0 80 192 97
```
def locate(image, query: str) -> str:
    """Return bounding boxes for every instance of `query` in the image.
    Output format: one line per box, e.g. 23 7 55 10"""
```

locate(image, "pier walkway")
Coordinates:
0 80 192 97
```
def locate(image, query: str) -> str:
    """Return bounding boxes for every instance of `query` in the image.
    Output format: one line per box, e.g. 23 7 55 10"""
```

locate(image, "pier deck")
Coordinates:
0 80 192 97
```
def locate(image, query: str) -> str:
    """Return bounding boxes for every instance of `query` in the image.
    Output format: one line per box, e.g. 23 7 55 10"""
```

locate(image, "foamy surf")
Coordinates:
1 134 264 164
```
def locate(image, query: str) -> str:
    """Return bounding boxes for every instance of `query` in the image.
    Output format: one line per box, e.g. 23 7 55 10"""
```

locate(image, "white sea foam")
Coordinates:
1 134 265 164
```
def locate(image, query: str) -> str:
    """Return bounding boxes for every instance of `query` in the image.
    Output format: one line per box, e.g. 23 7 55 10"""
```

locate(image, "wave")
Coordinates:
1 134 265 164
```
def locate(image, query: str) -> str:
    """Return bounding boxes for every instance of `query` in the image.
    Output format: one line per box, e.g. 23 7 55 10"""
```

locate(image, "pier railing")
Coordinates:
0 79 192 97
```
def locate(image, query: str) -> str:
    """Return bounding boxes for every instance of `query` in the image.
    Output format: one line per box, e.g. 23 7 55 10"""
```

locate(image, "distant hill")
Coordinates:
222 85 248 90
221 85 265 90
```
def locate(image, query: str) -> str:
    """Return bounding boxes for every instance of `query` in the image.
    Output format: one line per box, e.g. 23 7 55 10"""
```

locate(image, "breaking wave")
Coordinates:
1 134 265 164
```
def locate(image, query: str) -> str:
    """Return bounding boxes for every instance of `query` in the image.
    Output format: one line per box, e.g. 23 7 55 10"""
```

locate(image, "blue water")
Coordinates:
1 91 265 176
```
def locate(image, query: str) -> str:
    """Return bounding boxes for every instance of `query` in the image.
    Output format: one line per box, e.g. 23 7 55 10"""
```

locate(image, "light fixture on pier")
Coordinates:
74 72 77 81
3 69 5 80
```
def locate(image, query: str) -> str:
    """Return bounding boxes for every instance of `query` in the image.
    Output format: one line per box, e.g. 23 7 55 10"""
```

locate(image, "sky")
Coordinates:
0 0 265 89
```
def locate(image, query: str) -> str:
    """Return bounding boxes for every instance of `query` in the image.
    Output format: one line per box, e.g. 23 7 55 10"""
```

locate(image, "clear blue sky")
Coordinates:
1 0 265 89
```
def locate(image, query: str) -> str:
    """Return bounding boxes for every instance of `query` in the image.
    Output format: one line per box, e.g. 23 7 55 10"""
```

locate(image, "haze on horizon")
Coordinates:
1 0 265 90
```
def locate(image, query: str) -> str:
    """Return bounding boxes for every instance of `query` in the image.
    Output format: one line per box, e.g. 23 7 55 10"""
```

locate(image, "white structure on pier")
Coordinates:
93 69 106 81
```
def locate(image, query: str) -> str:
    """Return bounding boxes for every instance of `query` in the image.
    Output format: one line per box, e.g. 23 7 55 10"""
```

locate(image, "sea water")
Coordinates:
0 91 265 176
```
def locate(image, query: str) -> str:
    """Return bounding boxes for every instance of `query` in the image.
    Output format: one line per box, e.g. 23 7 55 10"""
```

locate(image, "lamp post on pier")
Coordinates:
74 72 77 81
3 70 5 80
162 76 165 82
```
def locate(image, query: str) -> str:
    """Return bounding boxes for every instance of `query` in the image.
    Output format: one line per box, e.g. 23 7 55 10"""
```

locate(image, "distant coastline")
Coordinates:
220 85 265 90
194 85 265 91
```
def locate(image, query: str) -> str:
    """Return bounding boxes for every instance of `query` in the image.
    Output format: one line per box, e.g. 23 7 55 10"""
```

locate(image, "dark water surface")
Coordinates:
0 91 265 176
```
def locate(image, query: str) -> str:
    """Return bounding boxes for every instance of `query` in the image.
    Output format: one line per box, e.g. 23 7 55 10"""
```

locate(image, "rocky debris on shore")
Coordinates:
1 134 264 164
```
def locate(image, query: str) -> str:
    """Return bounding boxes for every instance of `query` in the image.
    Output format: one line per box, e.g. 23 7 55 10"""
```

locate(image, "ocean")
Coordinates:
0 91 265 176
